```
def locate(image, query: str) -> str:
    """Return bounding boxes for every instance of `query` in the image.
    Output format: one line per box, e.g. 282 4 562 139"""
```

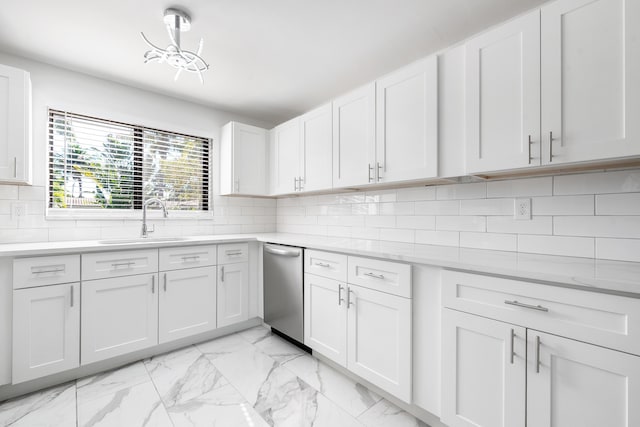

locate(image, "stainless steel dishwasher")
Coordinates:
263 243 305 345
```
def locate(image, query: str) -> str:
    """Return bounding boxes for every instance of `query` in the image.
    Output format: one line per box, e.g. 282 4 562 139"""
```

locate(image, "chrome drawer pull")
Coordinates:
368 164 374 183
535 336 541 373
152 275 155 293
164 273 167 292
221 266 225 282
510 329 515 364
32 267 65 274
504 300 549 312
364 272 385 280
111 261 134 268
181 255 200 261
70 285 74 308
316 262 331 268
347 288 354 308
338 284 344 306
226 251 243 256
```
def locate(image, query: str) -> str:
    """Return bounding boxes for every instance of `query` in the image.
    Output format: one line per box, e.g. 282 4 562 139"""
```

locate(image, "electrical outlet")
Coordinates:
11 202 26 220
514 198 531 220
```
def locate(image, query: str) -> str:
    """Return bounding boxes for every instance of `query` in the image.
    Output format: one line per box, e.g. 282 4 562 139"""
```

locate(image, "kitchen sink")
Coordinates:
98 237 189 244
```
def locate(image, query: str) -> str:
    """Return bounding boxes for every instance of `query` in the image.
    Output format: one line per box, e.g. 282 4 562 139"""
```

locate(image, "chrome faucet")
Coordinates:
141 198 168 238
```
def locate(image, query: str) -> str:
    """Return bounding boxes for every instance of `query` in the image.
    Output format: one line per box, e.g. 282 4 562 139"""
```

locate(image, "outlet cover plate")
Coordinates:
514 198 531 220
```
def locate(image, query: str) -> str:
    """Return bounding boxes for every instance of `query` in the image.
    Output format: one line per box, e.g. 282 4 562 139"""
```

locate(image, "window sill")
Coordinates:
46 208 214 221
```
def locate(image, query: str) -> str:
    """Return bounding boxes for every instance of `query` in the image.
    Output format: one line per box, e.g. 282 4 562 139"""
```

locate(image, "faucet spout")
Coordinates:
141 198 168 238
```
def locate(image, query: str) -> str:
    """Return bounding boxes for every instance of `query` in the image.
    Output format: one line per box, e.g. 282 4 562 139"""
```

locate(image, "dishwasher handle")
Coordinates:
264 245 301 257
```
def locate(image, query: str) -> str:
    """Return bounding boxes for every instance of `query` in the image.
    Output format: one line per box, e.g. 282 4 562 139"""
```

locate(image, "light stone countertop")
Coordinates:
1 232 639 297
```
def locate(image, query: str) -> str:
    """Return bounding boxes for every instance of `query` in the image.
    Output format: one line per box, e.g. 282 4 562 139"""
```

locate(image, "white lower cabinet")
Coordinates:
12 283 79 383
159 266 217 344
441 309 526 427
217 262 249 328
81 273 158 365
527 330 640 427
304 273 347 366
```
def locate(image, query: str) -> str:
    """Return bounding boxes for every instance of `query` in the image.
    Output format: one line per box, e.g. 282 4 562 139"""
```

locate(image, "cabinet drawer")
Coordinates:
347 256 411 298
82 249 158 281
13 255 80 289
305 250 347 282
159 245 217 271
218 243 249 264
442 270 640 356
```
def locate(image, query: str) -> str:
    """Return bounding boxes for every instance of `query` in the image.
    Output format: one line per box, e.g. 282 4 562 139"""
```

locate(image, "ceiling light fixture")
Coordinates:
141 8 209 83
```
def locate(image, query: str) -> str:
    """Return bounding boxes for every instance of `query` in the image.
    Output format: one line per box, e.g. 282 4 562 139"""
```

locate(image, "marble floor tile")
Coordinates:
0 382 76 427
358 399 429 427
237 324 272 344
77 381 172 427
166 383 269 427
254 334 306 364
144 345 228 406
283 354 381 417
195 332 255 361
77 361 150 403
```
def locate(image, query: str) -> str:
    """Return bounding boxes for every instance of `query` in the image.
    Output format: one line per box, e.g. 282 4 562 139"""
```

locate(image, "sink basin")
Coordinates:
98 237 189 245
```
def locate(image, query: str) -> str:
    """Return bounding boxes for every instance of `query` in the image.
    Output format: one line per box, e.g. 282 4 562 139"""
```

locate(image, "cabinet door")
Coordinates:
527 330 640 427
0 64 31 184
272 118 301 194
12 283 79 383
159 266 216 344
304 273 347 366
346 284 412 402
234 123 268 195
217 262 249 328
541 0 640 164
300 103 332 192
81 274 158 364
376 57 438 183
441 309 526 427
332 83 376 188
465 10 541 173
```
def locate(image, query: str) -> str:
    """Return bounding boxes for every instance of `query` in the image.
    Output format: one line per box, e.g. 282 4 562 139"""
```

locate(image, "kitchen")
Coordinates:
0 0 639 426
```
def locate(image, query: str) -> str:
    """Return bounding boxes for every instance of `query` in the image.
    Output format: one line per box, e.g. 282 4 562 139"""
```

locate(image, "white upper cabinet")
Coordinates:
332 83 376 188
376 57 438 183
541 0 640 164
0 64 31 184
299 103 333 192
271 117 301 194
220 122 268 196
465 10 541 174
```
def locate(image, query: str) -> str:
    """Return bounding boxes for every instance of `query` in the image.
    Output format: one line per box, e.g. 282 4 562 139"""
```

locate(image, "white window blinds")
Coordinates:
48 109 209 211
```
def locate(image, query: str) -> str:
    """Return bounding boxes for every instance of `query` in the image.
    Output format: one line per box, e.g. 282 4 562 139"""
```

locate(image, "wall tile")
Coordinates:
352 203 378 215
365 216 396 228
487 216 552 235
487 177 553 197
596 238 640 262
327 226 351 238
0 185 19 200
518 235 595 258
396 187 436 201
379 202 415 216
436 216 486 232
351 227 380 240
460 199 515 216
364 190 397 203
554 216 640 238
415 230 459 247
436 182 486 200
379 228 415 243
532 195 594 216
554 170 640 195
396 216 436 230
460 232 517 251
414 200 460 215
595 193 640 215
0 228 49 243
317 216 365 227
49 227 101 242
18 185 46 201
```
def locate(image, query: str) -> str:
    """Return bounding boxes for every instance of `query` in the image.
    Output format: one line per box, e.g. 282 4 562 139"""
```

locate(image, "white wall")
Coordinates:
277 168 640 262
0 52 276 243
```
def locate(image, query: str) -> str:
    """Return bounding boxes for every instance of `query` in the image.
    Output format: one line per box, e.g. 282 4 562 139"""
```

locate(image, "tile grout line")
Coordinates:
142 354 177 427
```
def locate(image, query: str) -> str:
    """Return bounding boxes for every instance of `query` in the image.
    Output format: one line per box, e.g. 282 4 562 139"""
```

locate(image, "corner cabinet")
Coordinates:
0 63 32 184
220 122 268 196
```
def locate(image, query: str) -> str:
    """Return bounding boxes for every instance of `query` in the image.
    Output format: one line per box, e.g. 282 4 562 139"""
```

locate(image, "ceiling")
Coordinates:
0 0 547 126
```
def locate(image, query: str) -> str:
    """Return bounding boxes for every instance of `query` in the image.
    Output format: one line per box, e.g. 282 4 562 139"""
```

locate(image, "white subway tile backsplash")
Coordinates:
49 227 101 242
327 205 353 216
351 203 378 215
379 228 415 243
436 216 486 232
595 193 640 215
487 216 552 235
532 195 594 216
327 225 351 237
396 216 436 230
518 235 595 258
436 182 486 200
396 187 436 201
415 230 459 247
0 215 17 229
364 190 397 203
365 216 396 228
414 200 460 215
554 169 640 195
459 198 515 216
351 227 380 240
379 202 415 216
18 185 46 201
317 215 365 227
554 216 640 239
277 206 306 216
0 228 49 243
487 177 553 197
461 232 517 251
596 238 640 262
0 185 19 200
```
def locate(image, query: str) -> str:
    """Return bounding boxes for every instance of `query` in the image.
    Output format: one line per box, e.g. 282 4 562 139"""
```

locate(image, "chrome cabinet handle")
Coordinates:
70 285 74 308
264 245 300 257
164 273 167 292
13 157 17 178
549 131 554 162
111 261 134 269
152 275 155 293
294 177 298 192
221 266 225 282
347 288 354 308
535 336 541 373
377 162 383 181
528 135 533 164
504 300 549 312
510 329 515 364
338 284 344 306
316 262 331 268
299 176 304 191
364 272 385 280
32 267 65 274
368 164 374 183
225 250 243 256
181 255 200 261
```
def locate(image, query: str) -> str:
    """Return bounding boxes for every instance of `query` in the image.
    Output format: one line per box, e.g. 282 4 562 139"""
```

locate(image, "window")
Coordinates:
48 109 209 212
